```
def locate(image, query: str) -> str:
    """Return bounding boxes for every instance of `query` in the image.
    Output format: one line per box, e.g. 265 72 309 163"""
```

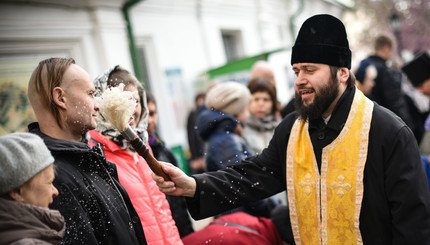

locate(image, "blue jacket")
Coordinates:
197 109 270 218
197 109 253 172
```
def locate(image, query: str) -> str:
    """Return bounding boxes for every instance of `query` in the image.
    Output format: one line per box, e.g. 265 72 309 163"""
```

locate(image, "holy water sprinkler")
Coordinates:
96 84 171 181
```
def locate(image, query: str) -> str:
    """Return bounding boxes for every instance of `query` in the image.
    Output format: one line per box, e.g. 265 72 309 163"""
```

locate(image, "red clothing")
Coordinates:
182 212 282 245
89 130 182 245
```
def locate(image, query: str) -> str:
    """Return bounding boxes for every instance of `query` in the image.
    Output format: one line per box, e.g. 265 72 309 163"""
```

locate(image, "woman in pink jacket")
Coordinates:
89 66 182 245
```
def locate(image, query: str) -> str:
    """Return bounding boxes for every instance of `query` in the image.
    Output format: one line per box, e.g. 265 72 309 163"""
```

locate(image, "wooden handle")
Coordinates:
130 137 172 181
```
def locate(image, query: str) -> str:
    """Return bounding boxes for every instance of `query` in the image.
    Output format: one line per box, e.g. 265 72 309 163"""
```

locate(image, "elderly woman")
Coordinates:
0 132 64 245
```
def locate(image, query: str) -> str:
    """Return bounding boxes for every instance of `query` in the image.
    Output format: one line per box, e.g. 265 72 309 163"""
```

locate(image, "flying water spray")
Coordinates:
96 83 171 181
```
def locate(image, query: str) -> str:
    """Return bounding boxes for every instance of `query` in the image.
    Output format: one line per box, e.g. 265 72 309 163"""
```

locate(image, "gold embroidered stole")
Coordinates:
286 89 373 245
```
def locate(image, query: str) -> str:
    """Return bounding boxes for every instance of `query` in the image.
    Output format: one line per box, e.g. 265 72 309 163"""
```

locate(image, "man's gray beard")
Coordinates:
294 77 340 121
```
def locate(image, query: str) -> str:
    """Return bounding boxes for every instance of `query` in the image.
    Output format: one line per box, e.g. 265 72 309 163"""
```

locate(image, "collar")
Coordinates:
28 122 92 152
89 130 124 153
368 55 386 63
309 86 355 133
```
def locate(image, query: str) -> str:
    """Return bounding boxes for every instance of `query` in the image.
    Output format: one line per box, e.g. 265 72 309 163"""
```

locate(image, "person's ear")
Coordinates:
8 187 24 202
52 87 67 110
338 67 349 85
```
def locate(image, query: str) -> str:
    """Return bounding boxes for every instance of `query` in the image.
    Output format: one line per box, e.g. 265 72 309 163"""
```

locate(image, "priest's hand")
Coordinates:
152 161 197 198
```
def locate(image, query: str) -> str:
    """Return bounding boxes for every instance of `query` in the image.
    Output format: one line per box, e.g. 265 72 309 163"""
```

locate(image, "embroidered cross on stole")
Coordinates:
286 89 373 245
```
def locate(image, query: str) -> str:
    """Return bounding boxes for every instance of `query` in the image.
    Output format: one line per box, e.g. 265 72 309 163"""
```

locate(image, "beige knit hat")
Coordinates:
0 132 54 195
205 81 251 116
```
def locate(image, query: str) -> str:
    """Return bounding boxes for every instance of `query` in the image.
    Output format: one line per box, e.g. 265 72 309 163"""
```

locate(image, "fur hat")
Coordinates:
402 51 430 87
0 132 54 195
205 81 251 116
291 14 352 69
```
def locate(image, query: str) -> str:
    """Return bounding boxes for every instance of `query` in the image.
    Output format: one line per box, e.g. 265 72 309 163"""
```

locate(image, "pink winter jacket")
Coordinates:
89 130 183 245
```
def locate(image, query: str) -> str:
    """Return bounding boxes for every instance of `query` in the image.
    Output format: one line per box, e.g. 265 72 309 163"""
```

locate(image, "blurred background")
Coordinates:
1 0 430 164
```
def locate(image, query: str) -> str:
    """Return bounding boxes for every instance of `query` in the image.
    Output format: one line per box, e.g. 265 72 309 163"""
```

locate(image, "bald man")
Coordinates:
27 58 147 245
250 60 276 86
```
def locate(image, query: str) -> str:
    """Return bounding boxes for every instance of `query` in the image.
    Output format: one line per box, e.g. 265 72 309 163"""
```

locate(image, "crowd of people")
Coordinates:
1 13 430 245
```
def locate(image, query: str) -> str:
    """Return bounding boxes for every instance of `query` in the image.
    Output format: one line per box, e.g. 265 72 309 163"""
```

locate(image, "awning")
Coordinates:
205 47 288 81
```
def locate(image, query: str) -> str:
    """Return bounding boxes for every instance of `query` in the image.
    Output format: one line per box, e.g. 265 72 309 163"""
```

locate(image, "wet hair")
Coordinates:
329 66 355 88
28 57 75 129
247 77 278 114
374 35 393 51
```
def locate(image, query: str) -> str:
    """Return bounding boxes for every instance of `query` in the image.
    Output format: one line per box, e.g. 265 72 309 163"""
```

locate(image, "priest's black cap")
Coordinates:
291 14 352 69
402 51 430 87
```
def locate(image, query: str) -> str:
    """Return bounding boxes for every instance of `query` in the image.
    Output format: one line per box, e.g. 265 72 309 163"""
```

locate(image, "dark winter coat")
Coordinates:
197 109 271 218
187 105 206 160
366 55 412 127
28 123 147 245
187 86 430 244
197 109 253 172
149 133 194 238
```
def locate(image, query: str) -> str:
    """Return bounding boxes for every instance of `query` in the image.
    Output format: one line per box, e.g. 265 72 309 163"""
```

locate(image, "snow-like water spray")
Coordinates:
96 83 171 180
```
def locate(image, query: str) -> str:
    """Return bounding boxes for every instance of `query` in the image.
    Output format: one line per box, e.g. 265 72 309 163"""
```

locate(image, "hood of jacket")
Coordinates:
197 108 238 141
28 122 93 155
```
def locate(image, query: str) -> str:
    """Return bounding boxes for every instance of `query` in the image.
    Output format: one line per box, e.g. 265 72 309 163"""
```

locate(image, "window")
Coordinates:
221 30 244 62
136 46 151 92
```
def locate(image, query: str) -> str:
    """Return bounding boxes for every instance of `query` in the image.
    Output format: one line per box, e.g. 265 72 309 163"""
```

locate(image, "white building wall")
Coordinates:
0 2 133 78
91 7 133 72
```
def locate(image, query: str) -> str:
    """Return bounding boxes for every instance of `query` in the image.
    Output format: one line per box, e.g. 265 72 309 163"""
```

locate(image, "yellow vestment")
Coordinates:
286 89 373 244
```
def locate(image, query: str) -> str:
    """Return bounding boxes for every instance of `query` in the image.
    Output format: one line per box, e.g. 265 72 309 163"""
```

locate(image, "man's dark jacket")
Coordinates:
187 87 430 244
29 123 147 245
367 55 412 127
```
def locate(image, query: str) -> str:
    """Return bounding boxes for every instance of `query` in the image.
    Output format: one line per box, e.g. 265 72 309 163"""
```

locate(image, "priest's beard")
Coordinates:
294 76 340 121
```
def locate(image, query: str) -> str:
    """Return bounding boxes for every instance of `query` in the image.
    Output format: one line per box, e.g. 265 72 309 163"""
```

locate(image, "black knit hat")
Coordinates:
291 14 352 69
402 51 430 87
